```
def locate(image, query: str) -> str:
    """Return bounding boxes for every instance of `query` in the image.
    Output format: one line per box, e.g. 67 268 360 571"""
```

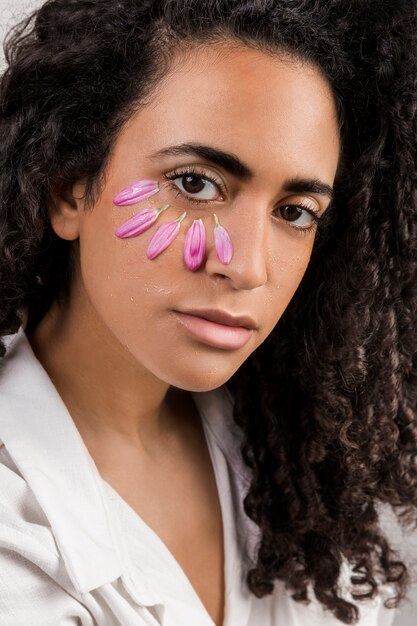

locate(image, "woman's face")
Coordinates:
53 44 340 391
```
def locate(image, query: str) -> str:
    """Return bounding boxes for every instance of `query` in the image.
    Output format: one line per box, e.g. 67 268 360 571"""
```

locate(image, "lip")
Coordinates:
172 310 254 350
174 308 258 330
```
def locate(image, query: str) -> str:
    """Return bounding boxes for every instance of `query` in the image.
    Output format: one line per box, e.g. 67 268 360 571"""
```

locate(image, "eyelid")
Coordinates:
279 194 321 214
162 167 327 219
162 165 226 196
164 181 214 204
275 204 321 235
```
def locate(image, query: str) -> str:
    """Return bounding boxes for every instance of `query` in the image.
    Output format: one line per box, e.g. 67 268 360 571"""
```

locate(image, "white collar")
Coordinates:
0 322 124 594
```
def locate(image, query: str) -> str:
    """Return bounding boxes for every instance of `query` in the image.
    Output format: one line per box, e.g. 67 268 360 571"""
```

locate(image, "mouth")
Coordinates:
172 310 254 350
174 308 258 330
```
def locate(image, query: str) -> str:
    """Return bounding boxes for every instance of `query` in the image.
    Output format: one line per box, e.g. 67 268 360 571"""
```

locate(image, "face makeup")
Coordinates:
146 211 187 259
213 213 233 264
113 179 234 269
113 179 160 205
44 44 341 403
115 204 170 238
183 219 206 271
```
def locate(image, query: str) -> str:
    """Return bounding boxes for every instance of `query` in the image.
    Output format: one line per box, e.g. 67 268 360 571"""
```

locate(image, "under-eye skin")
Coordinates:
162 167 322 235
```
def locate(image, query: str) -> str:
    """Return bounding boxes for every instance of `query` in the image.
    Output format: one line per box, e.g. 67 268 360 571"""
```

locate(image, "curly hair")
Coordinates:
1 0 417 623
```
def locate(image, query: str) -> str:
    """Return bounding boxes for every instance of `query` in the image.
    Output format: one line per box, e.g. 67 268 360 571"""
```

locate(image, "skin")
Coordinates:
27 43 340 626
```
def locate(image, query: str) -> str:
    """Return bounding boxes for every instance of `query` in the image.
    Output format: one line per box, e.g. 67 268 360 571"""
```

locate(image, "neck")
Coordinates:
26 289 188 455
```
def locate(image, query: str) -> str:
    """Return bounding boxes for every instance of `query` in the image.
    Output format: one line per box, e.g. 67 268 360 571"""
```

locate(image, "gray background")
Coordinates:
0 1 416 625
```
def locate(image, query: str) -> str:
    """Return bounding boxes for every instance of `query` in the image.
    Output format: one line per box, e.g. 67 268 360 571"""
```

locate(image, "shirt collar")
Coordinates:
0 320 123 594
192 386 260 569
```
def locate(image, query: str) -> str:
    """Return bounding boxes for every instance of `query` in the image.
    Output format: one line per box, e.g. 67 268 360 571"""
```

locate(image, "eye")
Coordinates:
162 166 225 204
274 202 321 234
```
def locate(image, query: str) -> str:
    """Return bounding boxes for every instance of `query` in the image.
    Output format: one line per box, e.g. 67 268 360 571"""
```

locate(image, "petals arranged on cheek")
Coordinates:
115 204 170 238
213 213 233 264
113 179 160 206
183 219 206 271
146 211 187 260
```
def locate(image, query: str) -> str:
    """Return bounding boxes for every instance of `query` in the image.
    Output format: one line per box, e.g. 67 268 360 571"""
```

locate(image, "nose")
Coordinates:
203 206 268 289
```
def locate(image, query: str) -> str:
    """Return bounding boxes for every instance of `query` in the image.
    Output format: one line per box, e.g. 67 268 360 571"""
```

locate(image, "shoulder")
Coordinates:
0 442 92 625
0 441 58 558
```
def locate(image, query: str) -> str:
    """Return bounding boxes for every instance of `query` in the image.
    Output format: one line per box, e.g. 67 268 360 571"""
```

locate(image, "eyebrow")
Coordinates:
147 142 334 201
283 177 334 201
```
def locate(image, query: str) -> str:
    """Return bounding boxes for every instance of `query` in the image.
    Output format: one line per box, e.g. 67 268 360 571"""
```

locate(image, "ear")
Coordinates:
47 179 86 241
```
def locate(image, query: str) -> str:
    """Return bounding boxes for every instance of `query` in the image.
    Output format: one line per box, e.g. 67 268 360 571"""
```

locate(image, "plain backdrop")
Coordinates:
0 2 416 625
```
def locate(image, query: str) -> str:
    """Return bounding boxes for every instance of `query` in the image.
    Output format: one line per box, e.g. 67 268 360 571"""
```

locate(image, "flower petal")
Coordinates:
146 212 187 259
115 208 157 238
213 213 233 264
113 180 160 206
184 219 206 271
115 204 170 238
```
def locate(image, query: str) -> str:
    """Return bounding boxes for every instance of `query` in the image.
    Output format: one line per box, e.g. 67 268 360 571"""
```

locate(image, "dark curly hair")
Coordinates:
1 0 417 623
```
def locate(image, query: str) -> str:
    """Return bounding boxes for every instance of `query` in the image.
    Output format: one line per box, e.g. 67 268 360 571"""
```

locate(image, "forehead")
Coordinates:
116 44 340 184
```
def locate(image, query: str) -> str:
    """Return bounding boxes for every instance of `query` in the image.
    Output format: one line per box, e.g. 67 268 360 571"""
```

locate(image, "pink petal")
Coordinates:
115 204 169 238
113 180 160 206
213 213 233 264
183 219 206 271
146 212 187 260
115 208 157 238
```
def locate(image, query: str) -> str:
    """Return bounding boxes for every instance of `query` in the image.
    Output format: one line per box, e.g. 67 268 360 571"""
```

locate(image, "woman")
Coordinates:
0 0 416 625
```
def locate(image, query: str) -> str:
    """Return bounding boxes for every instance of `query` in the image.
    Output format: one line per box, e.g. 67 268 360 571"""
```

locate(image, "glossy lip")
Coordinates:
174 308 258 330
172 311 253 350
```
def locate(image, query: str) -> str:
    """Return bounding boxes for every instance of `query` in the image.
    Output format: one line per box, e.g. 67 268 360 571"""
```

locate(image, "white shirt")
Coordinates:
0 321 396 626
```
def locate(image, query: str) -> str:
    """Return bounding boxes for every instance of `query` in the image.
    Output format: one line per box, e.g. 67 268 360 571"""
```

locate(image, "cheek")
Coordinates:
77 195 210 368
77 203 179 333
281 246 313 290
264 238 314 325
80 193 185 278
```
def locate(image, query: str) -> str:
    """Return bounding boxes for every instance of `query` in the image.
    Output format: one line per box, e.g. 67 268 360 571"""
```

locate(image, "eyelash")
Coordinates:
162 166 224 204
162 166 321 235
